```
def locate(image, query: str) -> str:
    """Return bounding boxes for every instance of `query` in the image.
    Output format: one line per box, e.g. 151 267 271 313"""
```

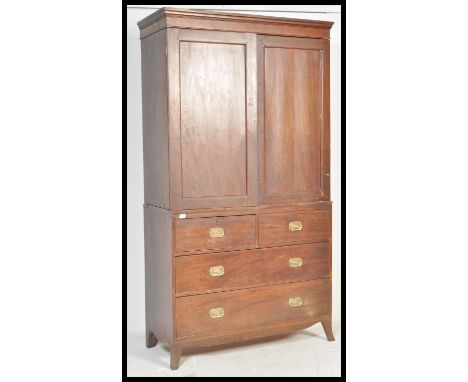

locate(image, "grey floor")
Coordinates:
127 321 341 377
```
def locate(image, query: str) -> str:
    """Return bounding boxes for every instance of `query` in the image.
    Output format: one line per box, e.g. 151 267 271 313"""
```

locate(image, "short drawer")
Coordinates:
174 215 256 253
175 278 329 338
259 209 330 246
175 243 330 295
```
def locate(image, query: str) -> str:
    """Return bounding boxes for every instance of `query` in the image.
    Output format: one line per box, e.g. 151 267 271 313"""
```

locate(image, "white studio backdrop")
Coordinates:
127 5 342 333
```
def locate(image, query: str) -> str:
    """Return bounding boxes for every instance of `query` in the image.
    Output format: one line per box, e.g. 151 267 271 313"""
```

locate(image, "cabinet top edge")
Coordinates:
144 201 332 217
137 7 334 31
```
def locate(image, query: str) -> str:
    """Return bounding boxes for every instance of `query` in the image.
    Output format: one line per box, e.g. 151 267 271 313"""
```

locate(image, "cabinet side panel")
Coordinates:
144 205 173 343
141 30 169 208
322 39 331 200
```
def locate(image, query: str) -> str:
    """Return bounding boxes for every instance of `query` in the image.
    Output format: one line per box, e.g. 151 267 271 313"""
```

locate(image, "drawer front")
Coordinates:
259 209 330 246
175 243 330 295
175 215 256 253
175 278 329 338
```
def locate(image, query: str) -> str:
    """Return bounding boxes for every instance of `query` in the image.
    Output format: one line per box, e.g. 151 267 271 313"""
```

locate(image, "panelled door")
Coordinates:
167 29 258 210
258 36 330 205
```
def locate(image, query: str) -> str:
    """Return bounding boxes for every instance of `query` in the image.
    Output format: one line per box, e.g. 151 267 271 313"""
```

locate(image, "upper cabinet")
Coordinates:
139 8 332 211
258 36 330 205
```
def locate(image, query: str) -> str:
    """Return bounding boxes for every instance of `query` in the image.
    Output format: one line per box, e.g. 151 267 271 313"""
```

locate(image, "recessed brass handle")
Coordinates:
209 227 225 238
209 265 224 277
288 257 303 268
288 221 303 232
289 297 303 307
209 307 224 318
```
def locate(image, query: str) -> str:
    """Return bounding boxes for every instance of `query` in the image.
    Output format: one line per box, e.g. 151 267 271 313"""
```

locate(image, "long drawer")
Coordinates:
175 242 330 295
258 209 331 246
174 215 256 253
175 279 329 338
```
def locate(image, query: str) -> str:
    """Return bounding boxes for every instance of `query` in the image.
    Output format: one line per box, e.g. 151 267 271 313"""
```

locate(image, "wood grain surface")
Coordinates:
144 205 173 345
138 8 333 39
174 215 256 253
259 209 331 246
175 278 330 338
180 41 247 198
167 29 258 210
141 30 169 208
175 242 330 295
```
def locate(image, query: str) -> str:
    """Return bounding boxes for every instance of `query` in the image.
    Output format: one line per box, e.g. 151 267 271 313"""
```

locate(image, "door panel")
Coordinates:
180 42 246 198
264 48 321 195
258 36 329 204
167 29 258 210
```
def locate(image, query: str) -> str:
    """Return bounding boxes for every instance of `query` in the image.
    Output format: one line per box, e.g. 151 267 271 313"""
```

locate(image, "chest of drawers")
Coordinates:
139 7 334 370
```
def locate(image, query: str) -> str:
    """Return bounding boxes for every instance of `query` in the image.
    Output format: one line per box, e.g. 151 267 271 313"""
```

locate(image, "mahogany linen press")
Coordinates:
138 7 334 370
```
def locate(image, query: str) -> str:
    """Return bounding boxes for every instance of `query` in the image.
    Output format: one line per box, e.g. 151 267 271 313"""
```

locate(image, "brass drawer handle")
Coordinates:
288 257 303 268
209 307 224 318
288 221 303 231
209 265 225 277
209 227 225 238
289 297 303 307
